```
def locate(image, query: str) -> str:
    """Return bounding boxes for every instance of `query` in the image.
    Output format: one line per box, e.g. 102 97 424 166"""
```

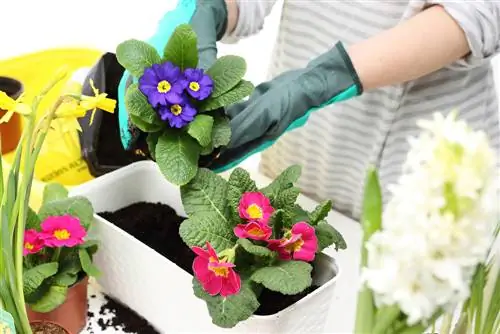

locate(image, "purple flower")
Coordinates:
139 62 188 107
158 99 197 129
183 68 214 101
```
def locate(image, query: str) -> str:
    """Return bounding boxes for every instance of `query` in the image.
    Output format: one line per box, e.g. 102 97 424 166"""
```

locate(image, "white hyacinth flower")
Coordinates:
361 111 498 326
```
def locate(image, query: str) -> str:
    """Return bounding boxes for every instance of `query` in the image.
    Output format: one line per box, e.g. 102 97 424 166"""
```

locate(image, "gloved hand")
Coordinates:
206 42 363 172
118 0 229 150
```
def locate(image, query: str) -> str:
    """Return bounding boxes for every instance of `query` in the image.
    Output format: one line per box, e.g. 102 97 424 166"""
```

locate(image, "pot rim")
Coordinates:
29 320 72 334
0 76 23 100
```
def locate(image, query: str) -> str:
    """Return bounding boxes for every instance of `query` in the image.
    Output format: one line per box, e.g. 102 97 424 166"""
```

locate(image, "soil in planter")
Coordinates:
98 202 320 317
31 322 68 334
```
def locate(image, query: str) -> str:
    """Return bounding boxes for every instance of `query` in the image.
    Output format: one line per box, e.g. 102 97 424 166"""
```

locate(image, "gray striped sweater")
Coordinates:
224 0 500 220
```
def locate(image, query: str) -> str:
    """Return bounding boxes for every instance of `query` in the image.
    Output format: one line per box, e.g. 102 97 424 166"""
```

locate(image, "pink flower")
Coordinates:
234 221 272 241
267 222 318 262
238 192 274 224
23 229 45 256
40 215 87 248
192 242 241 297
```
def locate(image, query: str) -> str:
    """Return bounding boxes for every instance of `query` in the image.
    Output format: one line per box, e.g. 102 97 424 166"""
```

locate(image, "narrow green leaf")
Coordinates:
23 262 59 296
237 238 274 257
372 305 401 334
309 200 333 225
38 196 94 230
155 131 201 186
42 183 68 204
201 80 254 111
28 285 68 313
211 114 231 148
206 56 247 98
179 212 236 253
193 278 259 329
250 261 313 295
315 221 347 251
26 207 41 230
116 39 162 77
125 83 163 132
187 114 214 147
163 24 198 70
270 209 285 239
78 248 100 278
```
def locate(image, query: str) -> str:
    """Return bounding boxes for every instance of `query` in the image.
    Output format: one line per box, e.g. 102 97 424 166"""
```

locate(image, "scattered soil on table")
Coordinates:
95 111 148 167
99 202 320 317
30 322 69 334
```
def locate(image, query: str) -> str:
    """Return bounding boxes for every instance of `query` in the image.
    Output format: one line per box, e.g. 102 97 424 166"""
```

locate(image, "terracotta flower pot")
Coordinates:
30 320 72 334
0 76 23 154
27 276 88 334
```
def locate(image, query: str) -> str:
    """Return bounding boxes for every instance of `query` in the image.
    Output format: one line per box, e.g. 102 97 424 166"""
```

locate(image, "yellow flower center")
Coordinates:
53 229 71 240
208 257 229 277
25 242 34 251
285 238 304 253
246 204 263 219
247 227 265 237
189 82 200 92
157 80 172 93
170 104 183 116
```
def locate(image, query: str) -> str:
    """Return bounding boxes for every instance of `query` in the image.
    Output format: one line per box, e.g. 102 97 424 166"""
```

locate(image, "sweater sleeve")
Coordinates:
221 0 279 43
427 1 500 69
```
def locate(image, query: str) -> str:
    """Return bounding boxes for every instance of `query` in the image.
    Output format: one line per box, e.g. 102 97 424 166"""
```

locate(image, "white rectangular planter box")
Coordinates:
71 161 340 333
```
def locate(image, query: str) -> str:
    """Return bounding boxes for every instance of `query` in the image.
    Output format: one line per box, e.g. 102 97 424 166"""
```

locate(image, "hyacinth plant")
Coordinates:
354 112 499 334
179 165 347 328
0 69 115 333
116 23 254 186
23 183 99 313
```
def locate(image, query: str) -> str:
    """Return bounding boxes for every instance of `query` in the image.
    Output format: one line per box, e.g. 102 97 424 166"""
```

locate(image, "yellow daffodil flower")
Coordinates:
0 91 32 123
55 99 87 119
79 79 116 125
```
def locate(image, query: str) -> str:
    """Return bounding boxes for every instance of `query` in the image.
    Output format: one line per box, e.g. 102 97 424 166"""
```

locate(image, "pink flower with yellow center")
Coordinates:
23 229 45 256
238 192 274 224
192 242 241 297
234 221 272 241
267 222 318 262
40 215 87 248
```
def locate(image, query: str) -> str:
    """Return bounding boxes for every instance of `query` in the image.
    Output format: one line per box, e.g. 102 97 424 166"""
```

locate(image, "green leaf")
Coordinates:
29 285 68 313
79 239 99 256
270 209 285 239
187 115 214 147
116 39 162 78
26 207 41 230
201 80 254 111
200 144 215 156
38 196 94 230
315 221 347 251
180 168 228 220
163 24 198 70
146 132 161 160
261 165 302 199
237 238 274 257
211 114 231 148
42 183 68 204
284 204 310 228
179 212 236 253
251 261 313 295
125 83 163 132
78 248 100 278
193 278 259 329
228 168 258 193
273 186 300 211
206 56 247 98
23 263 59 296
309 200 333 225
155 131 201 186
361 168 383 264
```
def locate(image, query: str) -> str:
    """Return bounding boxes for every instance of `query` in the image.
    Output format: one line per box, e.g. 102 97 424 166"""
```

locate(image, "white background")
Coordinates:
0 0 498 172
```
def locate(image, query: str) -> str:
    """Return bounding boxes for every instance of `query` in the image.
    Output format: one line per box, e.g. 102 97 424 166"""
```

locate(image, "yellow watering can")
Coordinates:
0 48 102 210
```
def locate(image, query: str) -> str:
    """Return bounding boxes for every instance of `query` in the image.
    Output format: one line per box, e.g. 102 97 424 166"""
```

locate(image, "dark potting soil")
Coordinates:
98 202 320 317
86 294 159 334
95 110 148 167
30 322 68 334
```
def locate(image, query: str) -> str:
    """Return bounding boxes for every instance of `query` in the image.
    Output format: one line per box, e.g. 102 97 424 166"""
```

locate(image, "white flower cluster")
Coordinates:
361 112 499 325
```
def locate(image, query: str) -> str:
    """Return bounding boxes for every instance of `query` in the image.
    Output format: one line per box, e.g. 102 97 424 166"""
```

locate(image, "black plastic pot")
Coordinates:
78 53 148 177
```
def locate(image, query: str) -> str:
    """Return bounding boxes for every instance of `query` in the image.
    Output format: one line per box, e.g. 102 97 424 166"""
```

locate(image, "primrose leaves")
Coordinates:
250 261 313 295
163 24 198 70
23 263 59 296
206 56 247 98
315 221 347 252
38 196 94 230
180 212 235 253
42 183 68 205
200 80 254 112
116 39 162 78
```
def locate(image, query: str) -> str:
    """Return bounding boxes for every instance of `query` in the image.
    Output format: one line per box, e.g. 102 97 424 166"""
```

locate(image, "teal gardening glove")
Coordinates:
118 0 228 149
208 42 363 172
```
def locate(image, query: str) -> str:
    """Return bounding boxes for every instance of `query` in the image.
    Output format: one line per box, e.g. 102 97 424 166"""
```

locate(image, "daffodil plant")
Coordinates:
179 166 347 328
0 70 115 333
116 23 254 186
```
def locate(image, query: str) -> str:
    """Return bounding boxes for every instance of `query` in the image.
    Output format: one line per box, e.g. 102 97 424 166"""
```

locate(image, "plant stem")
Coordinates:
440 313 453 334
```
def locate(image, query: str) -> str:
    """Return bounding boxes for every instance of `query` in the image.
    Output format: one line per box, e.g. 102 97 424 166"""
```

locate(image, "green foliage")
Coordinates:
250 261 313 295
187 115 214 147
29 285 68 313
42 183 68 205
146 132 161 160
38 196 94 230
309 200 333 225
116 39 162 77
163 24 198 70
315 221 347 251
237 239 274 258
23 263 58 296
206 56 247 98
200 80 254 112
180 212 236 253
261 165 302 200
126 84 163 132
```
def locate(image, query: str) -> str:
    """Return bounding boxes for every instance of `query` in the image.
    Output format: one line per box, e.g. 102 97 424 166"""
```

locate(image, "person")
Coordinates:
150 1 500 220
